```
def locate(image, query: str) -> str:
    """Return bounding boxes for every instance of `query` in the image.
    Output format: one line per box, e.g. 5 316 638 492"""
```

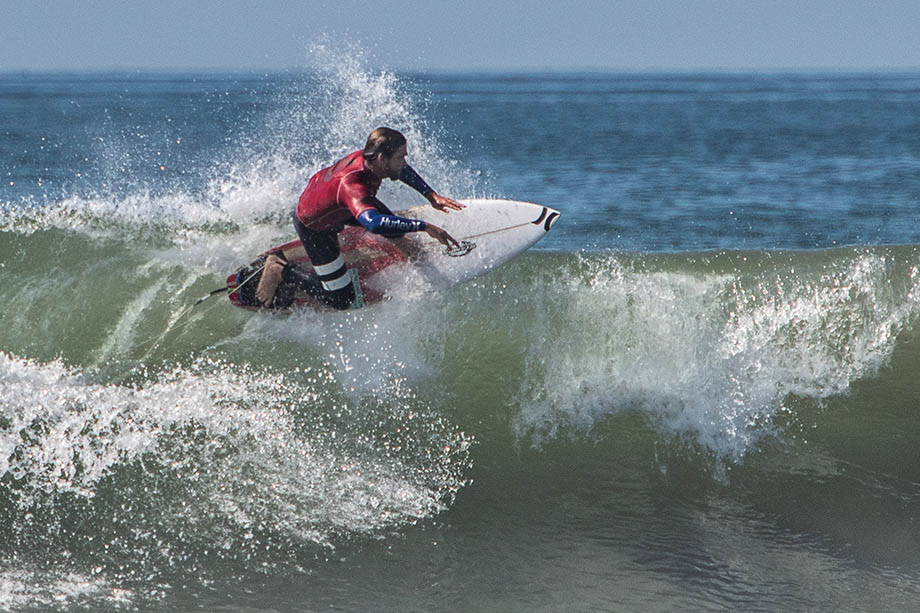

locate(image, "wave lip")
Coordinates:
505 248 920 459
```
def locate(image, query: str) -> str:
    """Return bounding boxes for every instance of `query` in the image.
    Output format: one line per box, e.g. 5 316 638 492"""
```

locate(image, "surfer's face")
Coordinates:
381 144 408 180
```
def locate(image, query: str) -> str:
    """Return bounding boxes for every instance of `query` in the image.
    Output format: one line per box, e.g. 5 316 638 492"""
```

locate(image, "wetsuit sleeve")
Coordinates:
357 209 427 237
399 165 434 197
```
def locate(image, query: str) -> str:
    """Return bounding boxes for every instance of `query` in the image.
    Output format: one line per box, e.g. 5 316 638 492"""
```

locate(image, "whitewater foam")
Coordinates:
0 350 472 605
510 250 920 460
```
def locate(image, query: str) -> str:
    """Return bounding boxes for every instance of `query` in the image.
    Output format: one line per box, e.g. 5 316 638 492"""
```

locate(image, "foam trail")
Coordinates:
0 351 472 606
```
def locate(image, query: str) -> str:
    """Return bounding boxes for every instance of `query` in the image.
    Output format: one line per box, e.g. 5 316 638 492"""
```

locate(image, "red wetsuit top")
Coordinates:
296 150 383 232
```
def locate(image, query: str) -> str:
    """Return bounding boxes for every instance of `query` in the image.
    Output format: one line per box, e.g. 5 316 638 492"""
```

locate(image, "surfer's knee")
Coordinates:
309 255 355 310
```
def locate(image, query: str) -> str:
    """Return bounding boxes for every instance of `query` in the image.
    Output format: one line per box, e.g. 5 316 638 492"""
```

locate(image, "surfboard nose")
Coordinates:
531 206 561 232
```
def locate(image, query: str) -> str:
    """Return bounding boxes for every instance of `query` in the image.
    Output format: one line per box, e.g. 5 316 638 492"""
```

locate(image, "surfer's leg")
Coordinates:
255 254 285 306
280 264 324 298
293 216 355 310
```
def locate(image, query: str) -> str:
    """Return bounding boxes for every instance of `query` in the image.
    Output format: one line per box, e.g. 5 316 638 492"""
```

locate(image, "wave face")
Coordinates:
6 204 918 454
4 221 920 606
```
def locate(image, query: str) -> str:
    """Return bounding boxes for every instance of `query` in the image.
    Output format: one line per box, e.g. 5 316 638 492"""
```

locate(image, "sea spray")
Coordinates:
0 351 472 604
304 40 483 202
505 249 920 460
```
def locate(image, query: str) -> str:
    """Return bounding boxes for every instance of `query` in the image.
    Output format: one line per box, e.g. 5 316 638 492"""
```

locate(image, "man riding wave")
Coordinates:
256 127 464 309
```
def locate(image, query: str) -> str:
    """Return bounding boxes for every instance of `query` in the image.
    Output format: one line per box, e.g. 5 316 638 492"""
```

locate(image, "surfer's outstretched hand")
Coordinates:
428 192 465 212
425 223 460 249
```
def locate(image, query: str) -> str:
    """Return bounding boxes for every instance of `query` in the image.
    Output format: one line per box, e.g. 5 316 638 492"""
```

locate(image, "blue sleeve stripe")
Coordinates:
358 209 427 236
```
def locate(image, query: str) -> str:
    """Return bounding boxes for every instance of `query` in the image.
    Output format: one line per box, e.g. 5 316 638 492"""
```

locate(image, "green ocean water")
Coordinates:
3 62 920 610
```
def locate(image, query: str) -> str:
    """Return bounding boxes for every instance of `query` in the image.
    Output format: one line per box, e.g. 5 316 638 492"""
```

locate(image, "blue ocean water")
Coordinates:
2 61 920 611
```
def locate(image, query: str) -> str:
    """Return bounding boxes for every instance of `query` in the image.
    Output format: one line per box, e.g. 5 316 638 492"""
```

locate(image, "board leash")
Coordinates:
458 220 535 242
195 286 229 305
131 264 265 359
442 221 533 257
194 264 264 307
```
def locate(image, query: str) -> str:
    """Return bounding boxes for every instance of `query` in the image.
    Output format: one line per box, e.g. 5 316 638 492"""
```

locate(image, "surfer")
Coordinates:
255 127 465 309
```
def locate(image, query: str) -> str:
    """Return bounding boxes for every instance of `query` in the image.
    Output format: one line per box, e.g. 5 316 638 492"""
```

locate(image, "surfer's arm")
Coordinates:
399 165 465 212
357 210 460 248
399 165 434 196
357 209 426 236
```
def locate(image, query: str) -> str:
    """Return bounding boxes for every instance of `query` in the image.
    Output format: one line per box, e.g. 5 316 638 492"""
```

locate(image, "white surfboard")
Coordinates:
392 198 561 288
224 199 560 310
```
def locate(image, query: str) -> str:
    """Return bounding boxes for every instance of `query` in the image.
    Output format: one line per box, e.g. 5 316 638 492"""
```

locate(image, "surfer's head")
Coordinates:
364 127 408 180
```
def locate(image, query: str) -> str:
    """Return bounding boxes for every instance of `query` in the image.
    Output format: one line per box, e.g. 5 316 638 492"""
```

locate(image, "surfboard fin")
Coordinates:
350 269 364 309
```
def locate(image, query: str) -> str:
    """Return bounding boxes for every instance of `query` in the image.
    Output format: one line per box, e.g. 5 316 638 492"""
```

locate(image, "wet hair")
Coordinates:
363 127 407 161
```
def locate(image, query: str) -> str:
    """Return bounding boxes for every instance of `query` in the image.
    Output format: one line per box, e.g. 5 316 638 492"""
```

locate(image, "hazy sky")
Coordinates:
3 0 919 72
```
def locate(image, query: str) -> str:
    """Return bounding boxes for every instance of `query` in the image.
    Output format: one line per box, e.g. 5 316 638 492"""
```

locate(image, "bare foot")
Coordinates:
255 254 285 307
